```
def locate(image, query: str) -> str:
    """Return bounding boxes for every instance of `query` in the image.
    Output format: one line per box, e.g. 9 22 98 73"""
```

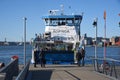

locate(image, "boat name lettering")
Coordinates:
53 29 69 33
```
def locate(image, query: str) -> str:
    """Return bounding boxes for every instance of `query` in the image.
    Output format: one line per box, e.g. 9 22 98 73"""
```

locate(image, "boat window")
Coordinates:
66 19 74 26
52 20 58 26
67 37 74 41
45 32 51 35
45 19 57 26
74 19 80 25
75 19 80 24
44 18 80 26
44 19 58 26
45 19 49 25
58 19 66 26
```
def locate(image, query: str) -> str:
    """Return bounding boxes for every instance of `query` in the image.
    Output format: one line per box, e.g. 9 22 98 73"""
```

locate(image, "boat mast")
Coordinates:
60 5 64 15
79 12 84 41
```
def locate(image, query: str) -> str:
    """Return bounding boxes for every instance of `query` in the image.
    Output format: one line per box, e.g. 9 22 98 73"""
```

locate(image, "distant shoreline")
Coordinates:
0 44 119 48
0 41 30 46
84 45 120 48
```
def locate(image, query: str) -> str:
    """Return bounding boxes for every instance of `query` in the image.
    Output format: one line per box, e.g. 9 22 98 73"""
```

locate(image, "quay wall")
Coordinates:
15 60 30 80
0 59 19 80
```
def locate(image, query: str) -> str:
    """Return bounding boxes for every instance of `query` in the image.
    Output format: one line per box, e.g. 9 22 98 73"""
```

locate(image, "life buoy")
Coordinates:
11 55 18 60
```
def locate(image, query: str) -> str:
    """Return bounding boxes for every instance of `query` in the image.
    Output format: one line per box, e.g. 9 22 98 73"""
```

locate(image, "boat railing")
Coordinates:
90 57 120 80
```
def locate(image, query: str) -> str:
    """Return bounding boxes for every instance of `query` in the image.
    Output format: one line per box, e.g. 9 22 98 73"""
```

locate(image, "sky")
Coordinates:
0 0 120 42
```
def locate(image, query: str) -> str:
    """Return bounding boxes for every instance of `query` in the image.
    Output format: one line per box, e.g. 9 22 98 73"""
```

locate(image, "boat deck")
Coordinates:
27 64 114 80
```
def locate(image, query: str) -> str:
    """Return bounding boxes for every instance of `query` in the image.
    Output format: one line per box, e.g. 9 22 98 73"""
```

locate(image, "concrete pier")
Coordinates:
28 64 113 80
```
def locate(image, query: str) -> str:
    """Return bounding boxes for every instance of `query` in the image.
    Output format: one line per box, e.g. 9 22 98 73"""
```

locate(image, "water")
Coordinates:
0 45 32 64
0 45 120 65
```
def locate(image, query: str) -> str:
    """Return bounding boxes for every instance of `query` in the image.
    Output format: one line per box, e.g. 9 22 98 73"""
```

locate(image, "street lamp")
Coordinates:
119 22 120 27
23 17 27 66
93 18 98 71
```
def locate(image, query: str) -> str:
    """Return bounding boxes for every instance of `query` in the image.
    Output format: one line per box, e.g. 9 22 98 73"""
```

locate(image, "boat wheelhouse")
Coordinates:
33 10 83 51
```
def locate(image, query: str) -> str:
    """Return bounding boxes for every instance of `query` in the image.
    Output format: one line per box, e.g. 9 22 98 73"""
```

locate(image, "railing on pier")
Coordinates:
15 60 30 80
91 58 120 80
0 59 19 80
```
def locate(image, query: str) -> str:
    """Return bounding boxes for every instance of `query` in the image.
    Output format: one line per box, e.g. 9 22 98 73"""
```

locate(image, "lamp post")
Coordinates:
23 17 27 66
119 22 120 27
93 18 98 71
118 13 120 36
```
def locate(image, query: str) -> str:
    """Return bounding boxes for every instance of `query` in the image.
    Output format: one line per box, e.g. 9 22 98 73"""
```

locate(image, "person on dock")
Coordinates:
76 49 82 66
80 47 85 66
33 49 40 67
0 62 5 69
40 48 46 68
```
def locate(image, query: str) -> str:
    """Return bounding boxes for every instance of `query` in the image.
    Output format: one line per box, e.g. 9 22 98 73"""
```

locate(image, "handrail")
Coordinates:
90 57 120 79
90 57 120 63
15 60 30 80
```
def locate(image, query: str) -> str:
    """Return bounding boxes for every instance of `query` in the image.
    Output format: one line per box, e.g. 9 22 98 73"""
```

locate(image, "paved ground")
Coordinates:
28 64 114 80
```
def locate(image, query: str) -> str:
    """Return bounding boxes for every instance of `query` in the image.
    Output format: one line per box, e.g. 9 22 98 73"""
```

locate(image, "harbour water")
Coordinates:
0 45 120 65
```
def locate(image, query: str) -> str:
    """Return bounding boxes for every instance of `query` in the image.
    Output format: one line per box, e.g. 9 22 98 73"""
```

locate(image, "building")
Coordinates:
84 37 93 46
110 36 120 46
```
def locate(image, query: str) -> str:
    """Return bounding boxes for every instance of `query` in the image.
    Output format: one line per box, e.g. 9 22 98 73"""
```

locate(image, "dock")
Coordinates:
27 64 113 80
0 59 119 80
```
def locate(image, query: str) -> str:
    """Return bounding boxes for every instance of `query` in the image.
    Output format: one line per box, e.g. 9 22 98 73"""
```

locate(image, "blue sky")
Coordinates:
0 0 120 41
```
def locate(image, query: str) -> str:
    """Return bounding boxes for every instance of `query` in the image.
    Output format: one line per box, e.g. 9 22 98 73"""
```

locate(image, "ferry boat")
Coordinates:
31 9 83 51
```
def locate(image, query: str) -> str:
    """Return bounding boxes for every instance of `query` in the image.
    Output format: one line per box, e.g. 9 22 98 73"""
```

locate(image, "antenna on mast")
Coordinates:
49 10 59 15
60 4 64 15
